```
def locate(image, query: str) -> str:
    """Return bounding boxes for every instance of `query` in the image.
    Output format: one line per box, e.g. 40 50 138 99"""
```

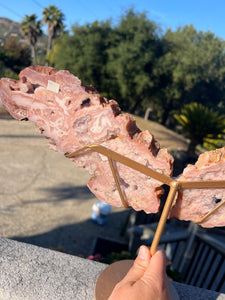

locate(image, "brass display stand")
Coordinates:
66 144 225 300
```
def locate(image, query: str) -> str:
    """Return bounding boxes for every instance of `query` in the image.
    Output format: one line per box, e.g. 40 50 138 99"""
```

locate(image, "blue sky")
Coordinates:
1 0 225 39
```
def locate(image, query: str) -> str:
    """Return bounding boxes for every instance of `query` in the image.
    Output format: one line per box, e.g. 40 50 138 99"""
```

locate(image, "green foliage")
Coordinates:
20 14 43 46
153 25 225 126
101 251 135 264
3 36 31 72
106 9 162 113
91 249 183 282
0 36 31 77
50 12 225 128
2 8 225 146
43 5 65 55
1 71 19 80
174 102 225 155
20 14 43 64
52 20 114 94
52 8 162 113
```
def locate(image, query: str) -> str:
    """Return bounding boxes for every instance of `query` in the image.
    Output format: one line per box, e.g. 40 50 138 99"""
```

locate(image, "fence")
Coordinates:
128 222 225 293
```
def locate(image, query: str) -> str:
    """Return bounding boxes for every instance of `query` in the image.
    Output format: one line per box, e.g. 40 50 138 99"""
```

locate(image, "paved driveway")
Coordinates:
0 119 129 257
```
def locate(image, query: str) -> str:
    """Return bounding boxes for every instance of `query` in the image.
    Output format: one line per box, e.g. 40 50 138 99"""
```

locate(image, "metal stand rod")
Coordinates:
150 181 180 256
66 144 225 243
108 157 129 208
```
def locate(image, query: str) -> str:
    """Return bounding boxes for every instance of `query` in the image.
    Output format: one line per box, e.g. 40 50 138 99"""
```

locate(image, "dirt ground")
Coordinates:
135 115 188 151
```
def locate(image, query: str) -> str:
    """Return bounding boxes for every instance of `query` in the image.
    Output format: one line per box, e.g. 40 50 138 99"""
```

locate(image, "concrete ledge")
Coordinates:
0 237 105 300
0 237 225 300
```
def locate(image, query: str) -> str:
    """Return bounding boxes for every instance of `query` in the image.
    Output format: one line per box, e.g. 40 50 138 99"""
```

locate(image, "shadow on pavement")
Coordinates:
11 209 131 258
24 184 94 204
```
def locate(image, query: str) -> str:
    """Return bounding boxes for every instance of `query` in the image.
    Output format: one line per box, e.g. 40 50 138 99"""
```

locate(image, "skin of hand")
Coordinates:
108 245 172 300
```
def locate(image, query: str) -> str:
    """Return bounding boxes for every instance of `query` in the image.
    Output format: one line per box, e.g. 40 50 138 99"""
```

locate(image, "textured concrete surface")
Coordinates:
0 237 105 300
0 237 225 300
0 119 130 257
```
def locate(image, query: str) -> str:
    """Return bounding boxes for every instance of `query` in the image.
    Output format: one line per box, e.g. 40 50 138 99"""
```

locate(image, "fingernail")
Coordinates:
138 246 148 260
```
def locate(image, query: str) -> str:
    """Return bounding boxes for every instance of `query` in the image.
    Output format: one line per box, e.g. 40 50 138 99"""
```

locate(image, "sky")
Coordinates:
1 0 225 39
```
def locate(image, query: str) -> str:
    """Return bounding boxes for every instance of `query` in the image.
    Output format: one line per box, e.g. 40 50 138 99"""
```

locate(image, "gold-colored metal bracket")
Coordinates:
178 179 225 225
66 144 173 209
194 198 225 224
66 144 173 185
66 144 225 256
107 157 129 208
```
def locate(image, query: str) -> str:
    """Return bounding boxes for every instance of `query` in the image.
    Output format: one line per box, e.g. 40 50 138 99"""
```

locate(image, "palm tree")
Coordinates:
174 102 225 156
42 5 65 55
20 14 43 65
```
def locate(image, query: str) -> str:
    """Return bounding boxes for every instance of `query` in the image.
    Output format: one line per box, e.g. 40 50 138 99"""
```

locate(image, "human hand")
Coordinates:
108 245 172 300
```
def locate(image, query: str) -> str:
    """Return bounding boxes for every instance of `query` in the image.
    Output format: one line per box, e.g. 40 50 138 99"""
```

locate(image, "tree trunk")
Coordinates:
161 109 169 126
187 139 198 156
47 28 54 54
130 97 143 114
160 99 175 127
31 45 36 65
161 102 173 126
47 35 52 54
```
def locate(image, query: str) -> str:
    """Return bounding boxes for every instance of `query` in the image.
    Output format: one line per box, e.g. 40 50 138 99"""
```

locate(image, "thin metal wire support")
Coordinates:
66 144 225 255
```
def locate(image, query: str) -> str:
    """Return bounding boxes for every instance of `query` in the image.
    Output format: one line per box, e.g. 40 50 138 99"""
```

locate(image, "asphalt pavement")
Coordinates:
0 118 130 257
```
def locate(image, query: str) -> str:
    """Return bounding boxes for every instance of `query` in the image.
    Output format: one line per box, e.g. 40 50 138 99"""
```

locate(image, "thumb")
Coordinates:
141 249 171 298
121 245 151 283
146 249 166 279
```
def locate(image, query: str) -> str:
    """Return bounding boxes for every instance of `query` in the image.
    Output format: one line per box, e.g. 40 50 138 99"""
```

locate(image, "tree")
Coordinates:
51 9 162 112
0 36 31 77
20 14 42 65
106 9 162 113
42 5 65 55
153 25 225 126
3 35 32 73
174 102 225 156
52 20 115 94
